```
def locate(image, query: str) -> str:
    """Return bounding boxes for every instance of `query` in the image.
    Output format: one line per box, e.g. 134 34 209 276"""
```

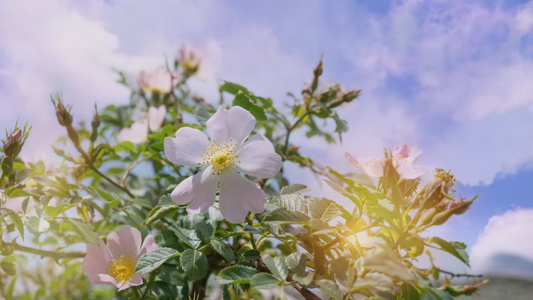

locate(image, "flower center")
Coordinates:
106 252 136 283
200 139 239 173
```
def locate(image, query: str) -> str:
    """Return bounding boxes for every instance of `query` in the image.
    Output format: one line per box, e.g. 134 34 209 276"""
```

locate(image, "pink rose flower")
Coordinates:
83 227 158 291
137 69 180 94
345 144 432 179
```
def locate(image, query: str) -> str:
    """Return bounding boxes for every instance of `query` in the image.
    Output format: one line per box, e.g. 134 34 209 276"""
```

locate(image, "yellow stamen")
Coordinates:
105 252 136 283
200 139 238 171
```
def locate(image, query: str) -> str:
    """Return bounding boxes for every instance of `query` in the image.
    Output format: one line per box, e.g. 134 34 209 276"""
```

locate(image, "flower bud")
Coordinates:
91 110 101 129
413 169 455 210
342 90 361 103
3 129 22 157
313 59 323 77
53 99 73 127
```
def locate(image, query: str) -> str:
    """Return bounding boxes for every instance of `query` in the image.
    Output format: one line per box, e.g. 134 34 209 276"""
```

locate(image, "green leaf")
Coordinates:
280 184 310 195
397 283 420 300
215 265 257 285
135 247 180 273
352 272 393 292
330 256 355 288
232 93 252 109
430 237 470 267
0 262 16 276
143 204 178 225
318 279 343 300
211 240 235 262
27 216 50 235
3 208 24 240
286 252 307 276
157 194 173 206
180 249 208 281
251 273 281 290
264 256 288 280
220 81 248 95
308 197 345 220
249 106 267 121
242 250 261 261
117 141 135 153
15 169 33 184
263 208 310 224
171 225 202 249
64 218 99 245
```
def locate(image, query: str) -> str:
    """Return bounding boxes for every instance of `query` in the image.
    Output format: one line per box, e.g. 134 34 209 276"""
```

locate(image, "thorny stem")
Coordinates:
3 242 85 260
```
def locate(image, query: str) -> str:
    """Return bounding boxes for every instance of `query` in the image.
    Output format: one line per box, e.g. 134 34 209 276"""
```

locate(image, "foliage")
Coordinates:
0 52 486 299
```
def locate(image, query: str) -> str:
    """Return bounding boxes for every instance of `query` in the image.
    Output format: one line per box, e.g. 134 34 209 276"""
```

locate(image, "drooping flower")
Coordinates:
120 106 167 144
137 69 180 94
164 106 282 223
175 44 203 76
344 144 431 179
83 227 158 291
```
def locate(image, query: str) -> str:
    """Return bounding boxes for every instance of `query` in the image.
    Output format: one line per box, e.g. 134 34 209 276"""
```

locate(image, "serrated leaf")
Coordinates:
318 279 343 300
157 194 173 206
3 208 24 240
215 265 257 285
242 250 261 261
286 252 307 276
251 273 281 290
430 237 470 266
330 256 355 288
15 169 33 184
308 197 344 220
211 240 235 262
352 272 393 292
27 216 50 235
397 283 420 300
171 225 202 249
280 184 310 195
264 256 288 280
64 218 99 245
263 208 310 224
135 247 180 273
180 249 208 281
143 204 178 225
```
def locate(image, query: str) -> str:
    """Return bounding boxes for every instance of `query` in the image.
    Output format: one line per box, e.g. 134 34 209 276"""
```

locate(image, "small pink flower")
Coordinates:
137 69 180 94
345 144 432 179
83 227 158 291
119 106 167 144
175 43 203 73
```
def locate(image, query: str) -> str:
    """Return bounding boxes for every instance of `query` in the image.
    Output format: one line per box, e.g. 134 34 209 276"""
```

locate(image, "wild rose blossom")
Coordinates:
345 144 431 179
164 106 282 223
175 44 203 75
120 106 167 144
137 69 180 94
83 227 158 291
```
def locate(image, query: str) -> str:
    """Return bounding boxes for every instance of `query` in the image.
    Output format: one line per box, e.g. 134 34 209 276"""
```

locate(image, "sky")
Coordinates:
0 0 532 279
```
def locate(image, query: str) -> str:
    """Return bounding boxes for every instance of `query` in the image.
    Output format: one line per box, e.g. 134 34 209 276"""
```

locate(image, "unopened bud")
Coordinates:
413 169 455 210
313 60 323 77
91 111 101 129
54 101 73 127
3 129 22 157
342 90 360 103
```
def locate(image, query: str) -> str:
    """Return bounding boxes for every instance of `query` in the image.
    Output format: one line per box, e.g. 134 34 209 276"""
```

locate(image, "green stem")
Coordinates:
283 113 309 154
4 242 85 259
89 165 135 198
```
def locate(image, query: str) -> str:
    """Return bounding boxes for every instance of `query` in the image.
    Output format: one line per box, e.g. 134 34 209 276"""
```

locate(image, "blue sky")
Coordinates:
1 0 532 278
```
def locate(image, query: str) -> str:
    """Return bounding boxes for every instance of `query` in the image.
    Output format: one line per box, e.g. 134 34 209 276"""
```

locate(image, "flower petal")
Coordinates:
84 240 113 284
398 165 433 180
97 274 118 286
148 106 167 132
139 235 159 257
393 144 422 163
120 119 148 144
345 152 384 178
106 227 143 257
170 167 218 213
236 134 282 178
206 106 256 145
164 127 209 167
219 169 266 223
118 273 143 291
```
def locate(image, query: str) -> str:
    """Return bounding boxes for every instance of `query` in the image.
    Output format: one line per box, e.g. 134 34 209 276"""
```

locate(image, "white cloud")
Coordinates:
470 209 533 279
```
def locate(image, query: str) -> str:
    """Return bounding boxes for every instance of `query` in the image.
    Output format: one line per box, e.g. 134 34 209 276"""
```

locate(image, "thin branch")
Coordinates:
4 242 85 259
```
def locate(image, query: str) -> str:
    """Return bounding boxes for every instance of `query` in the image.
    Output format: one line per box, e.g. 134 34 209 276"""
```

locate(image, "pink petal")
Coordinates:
84 240 112 284
170 168 218 213
106 227 143 257
118 273 143 291
148 106 167 132
399 165 433 180
120 119 148 144
139 235 159 257
206 106 256 145
346 152 384 178
237 134 282 178
164 127 209 168
97 274 118 287
219 169 266 223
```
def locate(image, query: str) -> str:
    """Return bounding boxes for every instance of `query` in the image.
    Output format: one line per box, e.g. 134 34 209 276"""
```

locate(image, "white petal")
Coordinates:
236 134 282 178
148 106 167 132
120 119 148 144
171 167 218 213
206 106 256 145
399 165 433 180
219 169 266 223
164 127 209 167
